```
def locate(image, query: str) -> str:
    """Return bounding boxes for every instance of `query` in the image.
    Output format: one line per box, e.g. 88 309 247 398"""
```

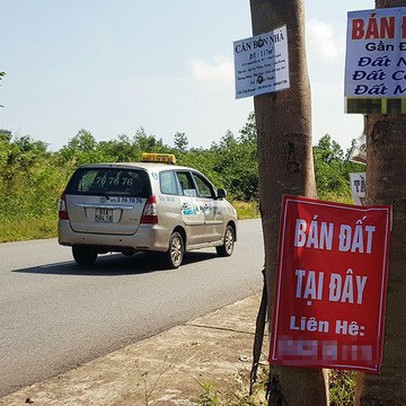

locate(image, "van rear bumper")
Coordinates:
58 220 170 252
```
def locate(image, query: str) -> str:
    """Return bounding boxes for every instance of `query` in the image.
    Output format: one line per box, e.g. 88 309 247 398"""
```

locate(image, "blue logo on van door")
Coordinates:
182 202 195 216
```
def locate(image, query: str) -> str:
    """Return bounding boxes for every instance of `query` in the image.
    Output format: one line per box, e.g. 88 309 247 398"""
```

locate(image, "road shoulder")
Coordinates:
0 295 262 406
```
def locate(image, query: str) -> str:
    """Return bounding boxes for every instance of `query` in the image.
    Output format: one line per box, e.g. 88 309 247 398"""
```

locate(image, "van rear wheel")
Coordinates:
72 245 98 265
166 232 184 269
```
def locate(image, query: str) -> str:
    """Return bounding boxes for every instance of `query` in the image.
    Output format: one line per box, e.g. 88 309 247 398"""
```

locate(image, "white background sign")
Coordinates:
234 26 290 99
345 7 406 98
350 172 366 206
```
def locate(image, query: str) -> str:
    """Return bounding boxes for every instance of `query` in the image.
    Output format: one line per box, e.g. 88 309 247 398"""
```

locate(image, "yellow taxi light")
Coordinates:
141 153 176 165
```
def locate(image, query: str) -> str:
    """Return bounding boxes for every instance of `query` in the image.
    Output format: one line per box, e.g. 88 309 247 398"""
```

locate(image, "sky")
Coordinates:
1 0 374 152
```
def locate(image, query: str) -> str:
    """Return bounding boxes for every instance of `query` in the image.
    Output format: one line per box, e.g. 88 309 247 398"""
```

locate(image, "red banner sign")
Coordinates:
270 196 392 373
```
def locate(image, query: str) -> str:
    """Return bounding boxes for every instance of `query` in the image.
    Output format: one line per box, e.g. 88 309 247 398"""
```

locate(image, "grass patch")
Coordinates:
197 381 223 405
233 200 260 220
0 213 57 242
319 191 353 205
0 200 260 243
329 369 356 406
196 366 356 405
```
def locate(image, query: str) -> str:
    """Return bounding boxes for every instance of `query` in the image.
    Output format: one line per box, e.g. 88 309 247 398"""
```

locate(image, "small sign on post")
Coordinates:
350 172 366 206
234 26 290 99
270 196 392 373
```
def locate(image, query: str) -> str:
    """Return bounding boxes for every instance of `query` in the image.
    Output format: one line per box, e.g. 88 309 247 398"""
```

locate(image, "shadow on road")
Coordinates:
12 250 219 276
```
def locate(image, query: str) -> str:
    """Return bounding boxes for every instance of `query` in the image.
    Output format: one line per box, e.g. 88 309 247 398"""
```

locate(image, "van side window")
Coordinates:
193 173 214 199
160 171 178 195
176 172 197 197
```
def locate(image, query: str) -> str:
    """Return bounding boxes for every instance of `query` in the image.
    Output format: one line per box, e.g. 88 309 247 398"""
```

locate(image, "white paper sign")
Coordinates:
350 172 366 206
234 26 290 99
345 7 406 98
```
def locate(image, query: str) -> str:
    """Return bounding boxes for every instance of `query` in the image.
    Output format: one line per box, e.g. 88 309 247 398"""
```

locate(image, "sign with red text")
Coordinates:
345 7 406 114
270 196 392 373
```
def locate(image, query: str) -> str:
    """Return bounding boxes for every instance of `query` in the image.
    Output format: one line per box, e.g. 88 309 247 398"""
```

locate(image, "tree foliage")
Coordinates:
173 132 189 152
314 134 364 201
0 71 5 107
0 113 363 241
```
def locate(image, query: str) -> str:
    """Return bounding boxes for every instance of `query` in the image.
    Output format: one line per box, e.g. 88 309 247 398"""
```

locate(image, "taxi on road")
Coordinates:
58 153 237 268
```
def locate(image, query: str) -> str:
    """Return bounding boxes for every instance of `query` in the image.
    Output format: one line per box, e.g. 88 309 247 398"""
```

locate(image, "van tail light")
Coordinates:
58 192 69 220
141 195 158 224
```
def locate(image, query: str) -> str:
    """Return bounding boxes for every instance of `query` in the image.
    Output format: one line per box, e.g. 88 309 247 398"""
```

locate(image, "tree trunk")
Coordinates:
355 1 406 404
249 0 328 404
357 116 406 406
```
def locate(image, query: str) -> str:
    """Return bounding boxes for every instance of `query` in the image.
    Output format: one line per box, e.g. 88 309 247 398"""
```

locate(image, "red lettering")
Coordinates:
353 16 395 40
352 18 365 39
380 16 395 39
365 18 380 39
403 16 406 39
352 19 365 40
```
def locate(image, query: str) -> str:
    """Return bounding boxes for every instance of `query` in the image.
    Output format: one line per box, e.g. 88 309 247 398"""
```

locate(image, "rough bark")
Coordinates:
355 1 406 404
250 0 328 404
356 116 406 404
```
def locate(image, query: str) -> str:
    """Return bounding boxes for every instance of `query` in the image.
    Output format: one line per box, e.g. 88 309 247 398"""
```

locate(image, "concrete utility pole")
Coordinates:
249 0 328 404
356 0 406 404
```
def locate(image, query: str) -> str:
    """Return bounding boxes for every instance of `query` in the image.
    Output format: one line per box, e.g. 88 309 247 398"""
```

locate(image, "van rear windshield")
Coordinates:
65 168 151 197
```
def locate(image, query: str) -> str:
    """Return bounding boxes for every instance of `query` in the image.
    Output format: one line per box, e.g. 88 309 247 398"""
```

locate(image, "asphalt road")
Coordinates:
0 219 264 397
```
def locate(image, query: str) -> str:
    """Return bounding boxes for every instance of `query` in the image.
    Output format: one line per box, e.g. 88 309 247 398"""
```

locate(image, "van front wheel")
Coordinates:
72 245 98 266
216 225 235 257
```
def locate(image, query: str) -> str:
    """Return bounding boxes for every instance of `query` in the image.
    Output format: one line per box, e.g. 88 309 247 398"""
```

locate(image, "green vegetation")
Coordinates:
198 381 222 405
196 367 356 405
329 370 357 406
313 134 362 203
0 114 363 242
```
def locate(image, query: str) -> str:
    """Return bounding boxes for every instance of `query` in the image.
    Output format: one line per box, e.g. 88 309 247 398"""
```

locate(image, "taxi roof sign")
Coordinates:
141 153 176 165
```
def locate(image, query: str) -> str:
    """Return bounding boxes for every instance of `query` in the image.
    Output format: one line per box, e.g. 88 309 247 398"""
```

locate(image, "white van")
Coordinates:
58 153 237 268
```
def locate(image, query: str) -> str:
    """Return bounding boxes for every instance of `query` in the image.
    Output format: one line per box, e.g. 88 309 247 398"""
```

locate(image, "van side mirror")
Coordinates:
217 188 227 199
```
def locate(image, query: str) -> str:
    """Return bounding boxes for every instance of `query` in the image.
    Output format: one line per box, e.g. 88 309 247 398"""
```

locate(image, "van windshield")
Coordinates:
66 168 151 197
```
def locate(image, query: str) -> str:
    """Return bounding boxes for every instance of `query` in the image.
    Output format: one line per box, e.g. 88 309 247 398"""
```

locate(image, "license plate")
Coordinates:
95 208 113 223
